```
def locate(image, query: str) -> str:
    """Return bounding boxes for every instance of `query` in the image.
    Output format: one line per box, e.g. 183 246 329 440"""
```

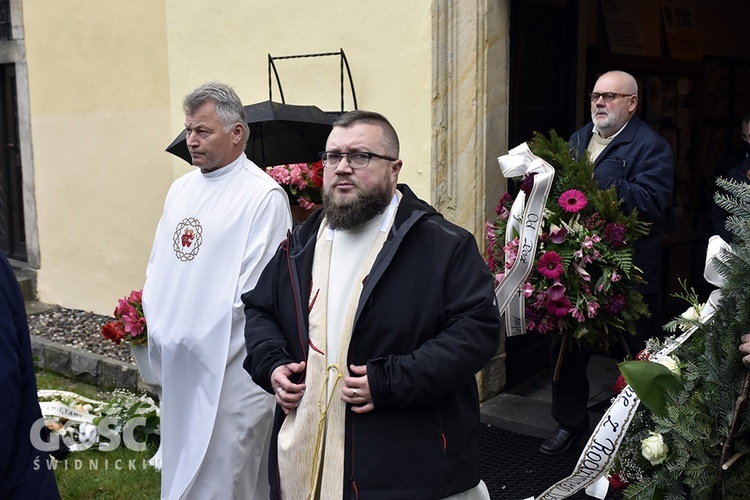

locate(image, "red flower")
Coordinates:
101 321 127 345
558 189 588 213
538 251 564 279
612 374 627 393
608 473 629 491
636 349 651 361
101 289 147 346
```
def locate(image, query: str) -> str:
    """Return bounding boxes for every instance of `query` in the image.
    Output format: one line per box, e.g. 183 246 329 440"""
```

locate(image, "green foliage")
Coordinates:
613 181 750 499
528 131 650 239
619 360 684 417
50 444 161 499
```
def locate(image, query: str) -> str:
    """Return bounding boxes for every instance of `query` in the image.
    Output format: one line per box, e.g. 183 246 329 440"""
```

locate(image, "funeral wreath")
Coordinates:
606 178 750 499
486 131 650 376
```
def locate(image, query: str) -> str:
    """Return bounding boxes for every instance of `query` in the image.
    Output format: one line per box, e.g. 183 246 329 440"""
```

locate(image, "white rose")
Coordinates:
641 432 669 466
680 306 700 322
657 355 681 376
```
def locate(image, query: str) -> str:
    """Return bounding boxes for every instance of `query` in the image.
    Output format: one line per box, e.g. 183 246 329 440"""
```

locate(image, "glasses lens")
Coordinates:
323 152 341 166
590 92 620 102
349 153 370 168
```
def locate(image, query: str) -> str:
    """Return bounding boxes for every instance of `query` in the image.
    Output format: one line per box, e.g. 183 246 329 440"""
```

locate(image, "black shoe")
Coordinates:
539 426 578 456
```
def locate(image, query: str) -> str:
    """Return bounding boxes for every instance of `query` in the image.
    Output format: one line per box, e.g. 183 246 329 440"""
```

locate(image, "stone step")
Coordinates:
16 272 35 302
30 335 157 395
10 258 37 302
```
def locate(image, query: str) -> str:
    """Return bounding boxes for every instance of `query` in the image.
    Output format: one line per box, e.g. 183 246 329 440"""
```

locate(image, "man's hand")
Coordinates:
342 364 375 414
271 361 306 414
740 333 750 369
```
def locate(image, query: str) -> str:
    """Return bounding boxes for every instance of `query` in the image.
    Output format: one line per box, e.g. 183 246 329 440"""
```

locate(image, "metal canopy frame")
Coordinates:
268 48 358 113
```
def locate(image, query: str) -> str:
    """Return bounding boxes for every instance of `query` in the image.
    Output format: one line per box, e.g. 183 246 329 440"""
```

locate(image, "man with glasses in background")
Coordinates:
243 110 501 499
540 70 674 455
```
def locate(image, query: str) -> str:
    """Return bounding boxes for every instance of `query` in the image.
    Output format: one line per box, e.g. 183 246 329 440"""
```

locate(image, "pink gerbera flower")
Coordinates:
537 251 564 279
558 189 588 213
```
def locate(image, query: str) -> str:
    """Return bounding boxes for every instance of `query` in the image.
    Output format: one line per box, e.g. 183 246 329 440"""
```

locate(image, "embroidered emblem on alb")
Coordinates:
172 217 203 261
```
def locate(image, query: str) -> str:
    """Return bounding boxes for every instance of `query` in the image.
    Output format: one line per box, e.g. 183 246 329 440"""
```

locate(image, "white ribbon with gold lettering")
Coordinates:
529 235 731 500
494 143 555 336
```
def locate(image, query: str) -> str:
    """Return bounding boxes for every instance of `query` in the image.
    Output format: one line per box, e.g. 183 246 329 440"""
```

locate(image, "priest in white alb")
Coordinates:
143 82 292 499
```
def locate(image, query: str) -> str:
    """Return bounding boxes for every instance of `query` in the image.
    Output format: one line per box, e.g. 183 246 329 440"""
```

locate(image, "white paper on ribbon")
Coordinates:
39 401 96 423
584 476 610 499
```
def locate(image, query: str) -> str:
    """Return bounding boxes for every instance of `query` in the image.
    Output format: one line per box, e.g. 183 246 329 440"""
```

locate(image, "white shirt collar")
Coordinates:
594 118 631 140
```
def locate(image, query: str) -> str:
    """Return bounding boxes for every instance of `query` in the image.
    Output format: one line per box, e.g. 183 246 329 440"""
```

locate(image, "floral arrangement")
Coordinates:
38 389 159 454
602 178 750 499
606 338 684 493
486 131 650 362
101 290 147 346
266 160 324 209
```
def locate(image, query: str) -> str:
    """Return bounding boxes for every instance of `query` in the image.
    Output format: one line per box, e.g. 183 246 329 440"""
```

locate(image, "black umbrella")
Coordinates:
166 100 333 167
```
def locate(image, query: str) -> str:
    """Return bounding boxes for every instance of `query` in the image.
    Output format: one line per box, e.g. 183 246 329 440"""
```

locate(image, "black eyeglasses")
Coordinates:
320 151 397 169
589 92 635 103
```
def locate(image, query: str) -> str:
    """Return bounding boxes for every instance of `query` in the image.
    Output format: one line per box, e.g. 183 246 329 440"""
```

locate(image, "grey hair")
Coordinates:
183 82 249 147
332 110 400 158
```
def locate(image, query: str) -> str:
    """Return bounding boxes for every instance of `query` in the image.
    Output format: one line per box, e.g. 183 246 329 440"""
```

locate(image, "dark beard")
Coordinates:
323 179 393 231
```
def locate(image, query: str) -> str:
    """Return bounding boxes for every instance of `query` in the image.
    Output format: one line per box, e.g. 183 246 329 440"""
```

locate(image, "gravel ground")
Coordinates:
27 305 135 364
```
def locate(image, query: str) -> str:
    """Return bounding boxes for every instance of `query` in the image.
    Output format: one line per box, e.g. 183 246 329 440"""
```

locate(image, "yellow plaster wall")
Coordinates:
163 0 433 191
23 0 173 314
23 0 433 314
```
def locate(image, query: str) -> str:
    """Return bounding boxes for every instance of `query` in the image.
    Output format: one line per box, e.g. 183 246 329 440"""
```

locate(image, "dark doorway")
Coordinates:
508 0 578 147
505 0 578 389
0 63 26 261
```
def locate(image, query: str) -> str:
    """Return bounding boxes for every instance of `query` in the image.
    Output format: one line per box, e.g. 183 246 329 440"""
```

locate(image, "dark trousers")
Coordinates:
550 292 658 432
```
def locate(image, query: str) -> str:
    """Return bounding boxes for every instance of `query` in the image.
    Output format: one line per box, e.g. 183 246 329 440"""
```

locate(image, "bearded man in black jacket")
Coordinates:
243 110 501 499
